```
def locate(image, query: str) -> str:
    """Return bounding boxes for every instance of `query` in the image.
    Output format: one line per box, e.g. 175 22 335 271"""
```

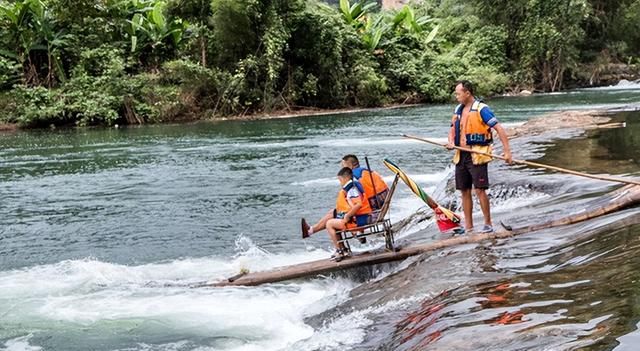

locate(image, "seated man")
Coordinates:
301 167 372 261
341 154 389 214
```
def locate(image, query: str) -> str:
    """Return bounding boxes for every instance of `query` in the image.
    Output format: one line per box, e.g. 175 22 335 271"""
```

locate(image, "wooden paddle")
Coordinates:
403 134 640 187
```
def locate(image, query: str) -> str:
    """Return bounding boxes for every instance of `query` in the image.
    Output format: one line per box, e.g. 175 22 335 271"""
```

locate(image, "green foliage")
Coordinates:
286 5 348 107
349 61 388 106
126 1 189 67
0 0 72 86
72 46 126 78
9 85 66 126
515 0 589 91
0 57 21 89
339 0 376 30
166 0 213 65
417 54 467 102
388 5 435 35
210 0 260 70
1 0 640 127
459 25 508 71
161 59 234 115
618 0 640 54
360 15 386 51
462 66 509 97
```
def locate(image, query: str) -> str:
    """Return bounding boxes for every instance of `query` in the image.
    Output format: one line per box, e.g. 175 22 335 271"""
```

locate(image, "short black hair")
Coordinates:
455 80 475 96
337 167 353 178
341 154 359 166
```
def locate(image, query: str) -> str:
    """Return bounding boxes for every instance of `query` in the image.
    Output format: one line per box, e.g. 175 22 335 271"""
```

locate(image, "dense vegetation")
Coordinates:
0 0 638 127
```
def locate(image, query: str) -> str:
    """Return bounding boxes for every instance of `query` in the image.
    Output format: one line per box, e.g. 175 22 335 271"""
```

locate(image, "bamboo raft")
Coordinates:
203 184 640 288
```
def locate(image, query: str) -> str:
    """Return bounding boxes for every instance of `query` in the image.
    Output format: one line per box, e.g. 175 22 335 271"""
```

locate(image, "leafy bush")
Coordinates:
286 6 350 107
72 46 126 78
0 57 21 89
417 54 467 102
460 25 508 71
462 66 509 97
349 61 388 106
10 86 67 127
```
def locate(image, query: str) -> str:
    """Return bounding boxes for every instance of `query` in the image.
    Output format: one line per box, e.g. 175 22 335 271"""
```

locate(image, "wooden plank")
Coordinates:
203 185 640 288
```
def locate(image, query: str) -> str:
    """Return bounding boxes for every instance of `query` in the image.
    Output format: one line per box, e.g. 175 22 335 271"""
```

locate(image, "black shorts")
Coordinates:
455 152 489 190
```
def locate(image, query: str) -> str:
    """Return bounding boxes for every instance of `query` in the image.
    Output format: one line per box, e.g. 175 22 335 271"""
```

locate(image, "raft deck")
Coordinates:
203 184 640 288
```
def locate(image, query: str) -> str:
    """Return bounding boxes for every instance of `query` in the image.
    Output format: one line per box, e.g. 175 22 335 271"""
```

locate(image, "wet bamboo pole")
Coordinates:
402 134 640 187
203 185 640 287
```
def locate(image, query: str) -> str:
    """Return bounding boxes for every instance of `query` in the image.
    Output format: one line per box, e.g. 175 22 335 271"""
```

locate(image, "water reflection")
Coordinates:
538 111 640 176
384 218 640 351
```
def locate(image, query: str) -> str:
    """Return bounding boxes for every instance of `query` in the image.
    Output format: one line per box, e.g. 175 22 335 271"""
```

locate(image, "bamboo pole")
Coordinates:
403 134 640 187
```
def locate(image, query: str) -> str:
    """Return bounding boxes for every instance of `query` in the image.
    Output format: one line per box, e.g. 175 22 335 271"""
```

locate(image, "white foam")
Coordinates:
0 237 332 298
500 122 526 129
235 136 435 150
291 177 338 187
1 335 42 351
580 82 640 91
0 238 357 351
294 170 450 188
395 170 450 185
317 137 428 148
388 193 428 223
292 295 427 350
491 191 550 213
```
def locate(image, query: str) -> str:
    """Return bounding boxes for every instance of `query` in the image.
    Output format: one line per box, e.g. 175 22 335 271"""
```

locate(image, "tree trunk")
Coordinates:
200 35 207 67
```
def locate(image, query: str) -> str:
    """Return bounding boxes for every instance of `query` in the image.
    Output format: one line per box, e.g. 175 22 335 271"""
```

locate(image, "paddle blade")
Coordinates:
437 205 461 224
434 207 462 232
383 158 462 233
383 158 438 208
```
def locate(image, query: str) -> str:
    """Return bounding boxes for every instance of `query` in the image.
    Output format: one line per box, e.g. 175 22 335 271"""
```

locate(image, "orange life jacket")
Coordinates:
452 100 494 165
453 100 493 146
336 180 372 227
353 168 389 210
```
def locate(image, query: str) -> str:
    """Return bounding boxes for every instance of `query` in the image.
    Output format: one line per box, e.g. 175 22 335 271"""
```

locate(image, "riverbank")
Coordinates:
0 123 17 132
215 102 423 121
2 84 639 133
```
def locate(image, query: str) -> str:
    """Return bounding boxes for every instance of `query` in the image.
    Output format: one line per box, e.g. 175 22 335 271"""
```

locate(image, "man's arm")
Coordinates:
492 124 512 164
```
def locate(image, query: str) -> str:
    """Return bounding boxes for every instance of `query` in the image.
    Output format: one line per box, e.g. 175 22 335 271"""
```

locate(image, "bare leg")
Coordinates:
461 189 474 230
475 188 492 226
310 210 334 235
326 218 347 250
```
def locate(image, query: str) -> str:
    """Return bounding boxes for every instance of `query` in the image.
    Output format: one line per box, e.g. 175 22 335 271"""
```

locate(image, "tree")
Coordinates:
0 0 71 87
126 1 188 69
167 0 212 66
515 0 589 91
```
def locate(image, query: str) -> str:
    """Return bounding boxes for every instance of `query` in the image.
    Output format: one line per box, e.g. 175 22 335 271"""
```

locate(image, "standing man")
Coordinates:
447 80 512 233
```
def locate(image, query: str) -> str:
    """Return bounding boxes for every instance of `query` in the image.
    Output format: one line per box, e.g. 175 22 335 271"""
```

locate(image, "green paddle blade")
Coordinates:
383 158 461 230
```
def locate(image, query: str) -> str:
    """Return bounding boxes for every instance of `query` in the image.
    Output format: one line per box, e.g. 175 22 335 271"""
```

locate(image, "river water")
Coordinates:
0 86 639 350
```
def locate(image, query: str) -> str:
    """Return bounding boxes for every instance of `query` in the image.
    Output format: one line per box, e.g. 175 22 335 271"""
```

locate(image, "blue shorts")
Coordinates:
334 210 371 227
354 214 372 227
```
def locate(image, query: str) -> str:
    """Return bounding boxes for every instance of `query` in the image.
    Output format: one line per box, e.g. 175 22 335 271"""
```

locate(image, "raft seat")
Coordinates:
337 175 399 253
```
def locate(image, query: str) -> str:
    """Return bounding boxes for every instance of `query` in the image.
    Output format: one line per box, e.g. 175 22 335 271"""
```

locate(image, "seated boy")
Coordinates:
301 167 372 261
341 154 389 214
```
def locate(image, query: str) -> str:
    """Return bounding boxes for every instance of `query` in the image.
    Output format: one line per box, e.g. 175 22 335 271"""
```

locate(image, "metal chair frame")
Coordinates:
337 175 399 252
